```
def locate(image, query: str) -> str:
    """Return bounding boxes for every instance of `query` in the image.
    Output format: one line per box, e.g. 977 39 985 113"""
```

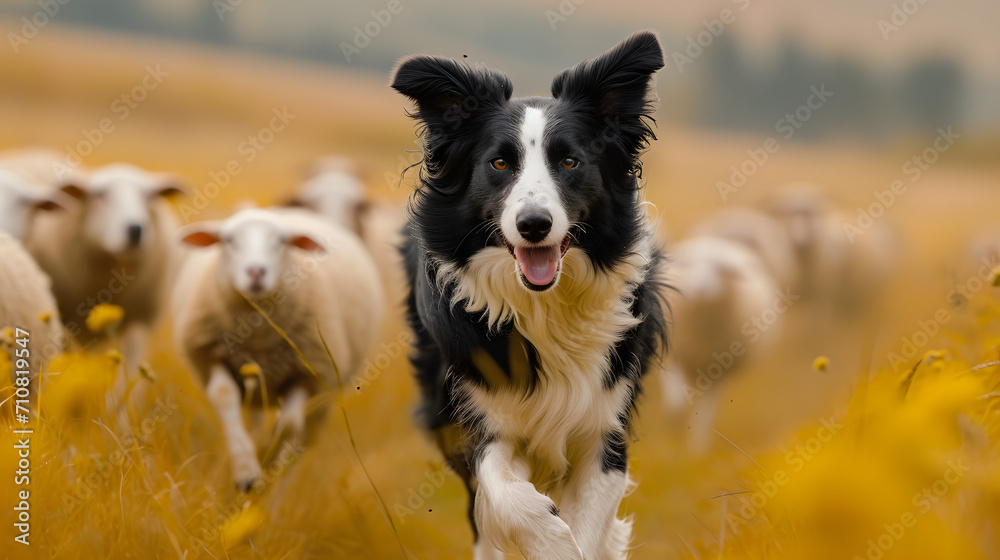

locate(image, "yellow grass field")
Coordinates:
2 25 1000 560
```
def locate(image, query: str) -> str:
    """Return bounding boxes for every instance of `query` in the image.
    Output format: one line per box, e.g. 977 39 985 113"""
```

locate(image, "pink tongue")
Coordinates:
514 245 560 286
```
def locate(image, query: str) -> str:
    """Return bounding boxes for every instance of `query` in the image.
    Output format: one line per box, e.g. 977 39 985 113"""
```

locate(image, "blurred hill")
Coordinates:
2 0 998 139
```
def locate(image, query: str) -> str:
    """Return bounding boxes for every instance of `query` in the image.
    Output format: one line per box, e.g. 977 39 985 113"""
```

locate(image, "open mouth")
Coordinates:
506 235 572 291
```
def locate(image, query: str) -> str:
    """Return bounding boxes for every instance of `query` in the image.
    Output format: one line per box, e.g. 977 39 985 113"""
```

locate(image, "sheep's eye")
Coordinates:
560 157 579 169
222 235 233 245
490 159 508 171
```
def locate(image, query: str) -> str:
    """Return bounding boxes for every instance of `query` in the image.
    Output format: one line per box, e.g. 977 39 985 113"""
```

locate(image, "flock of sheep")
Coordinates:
1 145 981 489
0 149 398 488
659 186 900 451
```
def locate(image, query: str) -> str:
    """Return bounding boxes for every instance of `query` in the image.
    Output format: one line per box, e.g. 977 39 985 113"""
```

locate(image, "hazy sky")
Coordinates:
2 0 996 129
1 0 995 77
3 0 995 76
616 0 1000 77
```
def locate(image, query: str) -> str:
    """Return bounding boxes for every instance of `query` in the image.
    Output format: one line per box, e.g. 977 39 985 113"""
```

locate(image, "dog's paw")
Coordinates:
519 512 583 560
479 486 583 560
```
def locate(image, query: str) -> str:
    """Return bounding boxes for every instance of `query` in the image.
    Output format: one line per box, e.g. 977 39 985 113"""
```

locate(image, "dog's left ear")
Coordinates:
551 30 664 149
390 55 513 132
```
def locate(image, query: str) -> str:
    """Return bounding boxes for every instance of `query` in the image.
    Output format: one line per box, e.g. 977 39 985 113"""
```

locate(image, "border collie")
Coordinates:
391 31 667 560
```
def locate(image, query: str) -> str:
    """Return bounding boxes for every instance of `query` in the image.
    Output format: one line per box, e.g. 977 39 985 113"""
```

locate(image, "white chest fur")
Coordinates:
440 245 648 484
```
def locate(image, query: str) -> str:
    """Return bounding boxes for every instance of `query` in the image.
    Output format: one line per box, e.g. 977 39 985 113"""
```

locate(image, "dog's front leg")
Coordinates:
474 438 583 560
557 436 633 560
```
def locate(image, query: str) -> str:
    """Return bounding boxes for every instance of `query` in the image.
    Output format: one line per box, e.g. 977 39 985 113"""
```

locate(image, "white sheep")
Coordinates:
0 147 79 186
0 148 72 239
0 231 66 392
24 162 185 401
689 207 800 292
661 236 780 453
292 156 367 233
289 156 407 302
764 184 898 313
174 207 383 488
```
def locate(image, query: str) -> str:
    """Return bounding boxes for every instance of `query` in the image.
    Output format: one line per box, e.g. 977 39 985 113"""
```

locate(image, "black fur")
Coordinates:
392 30 668 541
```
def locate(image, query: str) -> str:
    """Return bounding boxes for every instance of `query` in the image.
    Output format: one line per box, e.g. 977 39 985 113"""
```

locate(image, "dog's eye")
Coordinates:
490 159 508 171
560 158 579 169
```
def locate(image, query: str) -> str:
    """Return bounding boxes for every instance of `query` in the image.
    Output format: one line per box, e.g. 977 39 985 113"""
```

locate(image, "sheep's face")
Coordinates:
294 172 365 231
781 207 820 252
766 190 830 254
181 210 325 299
0 171 64 240
61 164 184 255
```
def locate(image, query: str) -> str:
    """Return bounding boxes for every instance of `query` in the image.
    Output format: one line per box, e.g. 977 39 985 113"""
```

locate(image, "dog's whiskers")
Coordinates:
450 222 496 259
482 224 503 247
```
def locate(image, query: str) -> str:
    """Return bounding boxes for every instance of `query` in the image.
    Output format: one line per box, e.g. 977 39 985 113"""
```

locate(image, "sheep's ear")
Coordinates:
391 55 513 132
181 231 220 247
154 174 189 198
289 234 324 252
156 185 186 198
60 184 88 200
32 197 65 211
551 30 663 118
178 224 222 247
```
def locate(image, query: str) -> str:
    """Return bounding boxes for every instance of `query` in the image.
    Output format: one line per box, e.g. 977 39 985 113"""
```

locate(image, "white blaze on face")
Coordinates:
500 107 571 290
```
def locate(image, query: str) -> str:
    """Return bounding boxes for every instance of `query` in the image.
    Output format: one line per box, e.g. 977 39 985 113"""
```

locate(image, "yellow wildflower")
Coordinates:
86 304 124 333
812 356 829 371
222 504 264 547
239 362 262 378
106 350 123 365
41 354 115 421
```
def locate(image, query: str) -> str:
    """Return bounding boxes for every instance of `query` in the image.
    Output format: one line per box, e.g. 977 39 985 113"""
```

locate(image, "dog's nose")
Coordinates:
516 211 552 243
127 224 143 247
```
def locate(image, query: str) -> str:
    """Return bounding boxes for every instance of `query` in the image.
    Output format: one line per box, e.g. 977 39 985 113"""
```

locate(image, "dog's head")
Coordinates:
392 31 663 292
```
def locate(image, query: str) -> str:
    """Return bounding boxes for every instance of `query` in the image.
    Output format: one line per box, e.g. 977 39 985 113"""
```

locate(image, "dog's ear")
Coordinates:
551 30 663 117
391 55 513 132
551 30 664 155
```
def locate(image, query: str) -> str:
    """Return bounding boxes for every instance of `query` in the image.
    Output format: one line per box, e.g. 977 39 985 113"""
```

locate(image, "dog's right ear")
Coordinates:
390 56 513 131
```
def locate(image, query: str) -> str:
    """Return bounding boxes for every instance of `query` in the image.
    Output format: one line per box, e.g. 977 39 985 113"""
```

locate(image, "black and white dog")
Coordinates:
392 31 668 560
